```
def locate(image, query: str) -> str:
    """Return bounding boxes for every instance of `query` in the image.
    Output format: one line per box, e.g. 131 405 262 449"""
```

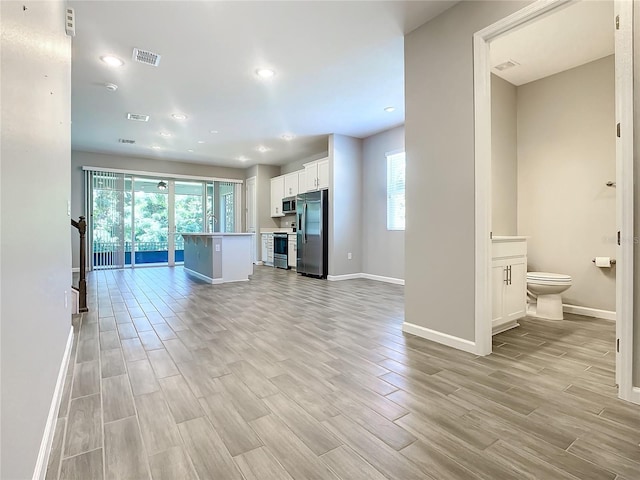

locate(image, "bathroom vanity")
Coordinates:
492 236 527 334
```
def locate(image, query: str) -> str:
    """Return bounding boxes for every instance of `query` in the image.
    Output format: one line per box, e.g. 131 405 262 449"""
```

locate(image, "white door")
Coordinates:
491 262 506 325
504 260 526 322
614 0 633 396
246 176 257 263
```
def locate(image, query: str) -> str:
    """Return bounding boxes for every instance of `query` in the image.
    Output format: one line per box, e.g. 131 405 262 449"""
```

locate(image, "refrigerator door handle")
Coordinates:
303 202 308 243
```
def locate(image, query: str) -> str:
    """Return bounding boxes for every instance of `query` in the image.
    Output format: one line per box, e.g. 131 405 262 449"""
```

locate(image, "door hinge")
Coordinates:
617 123 621 137
617 338 620 353
616 15 620 30
618 231 621 245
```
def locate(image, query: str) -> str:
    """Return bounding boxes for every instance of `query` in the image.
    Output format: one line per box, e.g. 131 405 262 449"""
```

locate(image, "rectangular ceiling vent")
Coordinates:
494 60 520 71
132 48 161 67
126 113 149 122
118 138 136 144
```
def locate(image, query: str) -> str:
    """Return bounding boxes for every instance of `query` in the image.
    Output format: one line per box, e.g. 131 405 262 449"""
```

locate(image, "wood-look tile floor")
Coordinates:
47 266 640 480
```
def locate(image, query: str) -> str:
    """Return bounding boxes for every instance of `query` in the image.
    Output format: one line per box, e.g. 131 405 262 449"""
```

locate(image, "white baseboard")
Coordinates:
563 304 616 321
402 322 478 355
184 268 223 284
327 273 362 281
33 326 74 480
360 273 405 285
327 272 405 285
255 261 264 266
630 387 640 405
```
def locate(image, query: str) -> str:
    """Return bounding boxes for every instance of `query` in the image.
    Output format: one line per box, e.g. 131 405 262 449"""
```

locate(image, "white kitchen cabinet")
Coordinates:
297 170 306 195
492 237 527 334
303 157 329 192
261 233 274 266
283 172 298 198
270 176 284 217
288 233 296 268
317 158 329 189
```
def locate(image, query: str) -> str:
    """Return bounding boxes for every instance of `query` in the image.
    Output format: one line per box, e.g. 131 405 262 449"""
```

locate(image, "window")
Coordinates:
387 151 406 231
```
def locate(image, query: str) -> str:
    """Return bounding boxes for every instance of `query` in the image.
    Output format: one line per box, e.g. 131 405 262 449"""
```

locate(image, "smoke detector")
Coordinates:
118 138 135 144
127 113 149 122
132 48 161 67
105 83 118 92
494 60 520 71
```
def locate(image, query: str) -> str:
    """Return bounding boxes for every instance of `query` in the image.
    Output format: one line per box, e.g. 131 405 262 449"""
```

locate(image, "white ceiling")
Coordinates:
70 1 456 168
490 0 614 86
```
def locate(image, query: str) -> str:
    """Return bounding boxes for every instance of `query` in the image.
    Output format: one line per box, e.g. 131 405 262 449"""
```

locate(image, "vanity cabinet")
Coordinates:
492 237 527 334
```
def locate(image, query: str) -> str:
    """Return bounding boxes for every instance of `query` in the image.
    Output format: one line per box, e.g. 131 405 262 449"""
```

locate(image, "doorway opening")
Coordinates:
473 0 635 403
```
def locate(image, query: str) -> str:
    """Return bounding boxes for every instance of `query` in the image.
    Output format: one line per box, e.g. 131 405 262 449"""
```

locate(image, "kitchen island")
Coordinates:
181 233 254 284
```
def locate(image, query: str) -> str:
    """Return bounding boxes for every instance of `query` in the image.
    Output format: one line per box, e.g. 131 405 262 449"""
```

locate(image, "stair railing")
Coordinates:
71 216 88 312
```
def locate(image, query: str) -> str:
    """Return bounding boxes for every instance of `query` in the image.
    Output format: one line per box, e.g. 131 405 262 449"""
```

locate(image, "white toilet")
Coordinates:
526 272 572 320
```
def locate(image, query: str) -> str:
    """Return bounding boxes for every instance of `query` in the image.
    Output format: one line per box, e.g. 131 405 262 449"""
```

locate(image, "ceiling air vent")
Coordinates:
494 60 520 71
118 138 136 144
126 113 149 122
132 48 161 67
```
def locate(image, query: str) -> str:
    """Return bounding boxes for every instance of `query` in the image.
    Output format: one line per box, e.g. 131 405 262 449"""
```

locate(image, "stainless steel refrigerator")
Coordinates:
296 190 328 278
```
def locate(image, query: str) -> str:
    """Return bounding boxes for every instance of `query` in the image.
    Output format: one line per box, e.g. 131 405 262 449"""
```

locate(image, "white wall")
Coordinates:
517 56 616 312
71 150 246 267
404 0 530 342
362 126 405 280
633 5 640 387
329 134 363 276
491 74 518 235
280 151 328 175
1 1 72 478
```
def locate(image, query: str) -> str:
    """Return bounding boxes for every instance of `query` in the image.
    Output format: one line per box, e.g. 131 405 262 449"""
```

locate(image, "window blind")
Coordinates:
387 151 406 231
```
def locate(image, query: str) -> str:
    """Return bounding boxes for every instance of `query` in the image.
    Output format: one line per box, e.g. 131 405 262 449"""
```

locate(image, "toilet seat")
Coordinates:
527 271 572 285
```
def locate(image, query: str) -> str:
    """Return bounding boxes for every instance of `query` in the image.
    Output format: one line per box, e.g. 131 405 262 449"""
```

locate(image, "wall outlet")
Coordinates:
347 252 352 260
215 244 221 252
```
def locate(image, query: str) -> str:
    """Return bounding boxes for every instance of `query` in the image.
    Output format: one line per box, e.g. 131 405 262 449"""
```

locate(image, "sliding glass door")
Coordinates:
132 177 170 266
174 181 205 265
87 170 239 270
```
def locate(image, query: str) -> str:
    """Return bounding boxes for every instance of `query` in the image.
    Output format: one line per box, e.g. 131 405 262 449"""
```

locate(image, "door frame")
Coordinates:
472 0 636 403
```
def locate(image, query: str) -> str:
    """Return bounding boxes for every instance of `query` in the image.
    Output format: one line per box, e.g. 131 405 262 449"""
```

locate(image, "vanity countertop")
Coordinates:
492 236 528 242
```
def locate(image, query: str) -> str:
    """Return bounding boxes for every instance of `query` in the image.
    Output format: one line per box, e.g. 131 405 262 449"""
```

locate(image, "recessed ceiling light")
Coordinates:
187 149 194 152
281 134 295 141
238 156 250 162
256 145 270 153
159 132 171 137
151 146 161 150
255 68 275 79
100 55 124 67
171 113 187 120
210 130 219 134
197 140 205 144
384 106 396 113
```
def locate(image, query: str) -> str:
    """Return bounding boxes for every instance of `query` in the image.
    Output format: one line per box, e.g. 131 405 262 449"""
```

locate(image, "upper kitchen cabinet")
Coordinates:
304 157 329 191
270 175 285 217
283 172 299 198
